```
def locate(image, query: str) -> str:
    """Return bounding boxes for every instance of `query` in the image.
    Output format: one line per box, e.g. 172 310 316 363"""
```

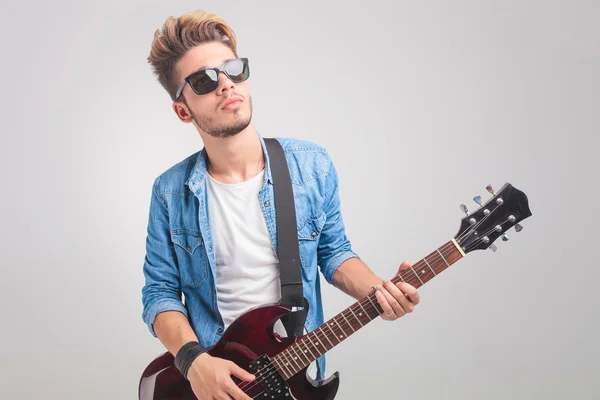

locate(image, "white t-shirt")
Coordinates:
206 168 282 330
206 167 317 377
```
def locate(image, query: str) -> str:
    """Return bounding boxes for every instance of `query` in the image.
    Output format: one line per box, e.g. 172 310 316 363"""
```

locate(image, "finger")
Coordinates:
395 281 420 305
398 261 411 273
374 287 395 319
227 380 253 400
383 280 414 313
229 361 256 382
378 284 408 317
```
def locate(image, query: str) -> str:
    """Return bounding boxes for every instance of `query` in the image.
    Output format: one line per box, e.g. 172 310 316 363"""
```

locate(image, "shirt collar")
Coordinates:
185 131 273 194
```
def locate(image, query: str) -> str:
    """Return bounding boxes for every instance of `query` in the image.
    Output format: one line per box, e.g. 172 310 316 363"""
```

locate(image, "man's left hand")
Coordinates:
373 261 420 321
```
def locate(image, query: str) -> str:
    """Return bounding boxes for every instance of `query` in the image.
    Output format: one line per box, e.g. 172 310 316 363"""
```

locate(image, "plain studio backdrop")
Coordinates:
1 0 598 399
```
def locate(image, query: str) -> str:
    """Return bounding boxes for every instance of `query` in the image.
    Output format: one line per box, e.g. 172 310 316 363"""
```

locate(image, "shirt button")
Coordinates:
312 232 317 238
264 201 270 207
217 327 223 333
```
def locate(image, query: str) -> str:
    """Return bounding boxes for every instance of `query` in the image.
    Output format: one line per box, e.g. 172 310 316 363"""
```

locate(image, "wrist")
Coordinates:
174 341 208 379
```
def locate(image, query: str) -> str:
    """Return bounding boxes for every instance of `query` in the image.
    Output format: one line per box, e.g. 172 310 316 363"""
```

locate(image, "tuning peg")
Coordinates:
473 195 483 207
502 234 510 241
515 223 523 232
460 204 469 215
490 243 498 252
486 184 496 196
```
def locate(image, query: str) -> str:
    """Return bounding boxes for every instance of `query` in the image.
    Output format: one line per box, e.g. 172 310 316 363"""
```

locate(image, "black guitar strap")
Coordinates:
264 138 309 340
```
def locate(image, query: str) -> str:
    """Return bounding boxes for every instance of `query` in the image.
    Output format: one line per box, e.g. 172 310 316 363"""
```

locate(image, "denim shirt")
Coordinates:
141 134 359 380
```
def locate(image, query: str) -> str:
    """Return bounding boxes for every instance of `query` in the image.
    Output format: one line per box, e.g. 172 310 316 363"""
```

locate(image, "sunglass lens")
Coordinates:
189 70 218 94
224 59 249 82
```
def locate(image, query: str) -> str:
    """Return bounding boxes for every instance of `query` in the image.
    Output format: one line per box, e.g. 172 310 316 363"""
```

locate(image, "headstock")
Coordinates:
455 183 532 254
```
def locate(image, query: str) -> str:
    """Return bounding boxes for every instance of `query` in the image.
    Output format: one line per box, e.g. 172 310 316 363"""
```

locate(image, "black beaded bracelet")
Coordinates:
174 341 208 379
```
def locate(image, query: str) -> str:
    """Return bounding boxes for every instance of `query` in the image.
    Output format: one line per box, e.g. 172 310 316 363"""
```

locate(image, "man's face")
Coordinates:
173 42 252 139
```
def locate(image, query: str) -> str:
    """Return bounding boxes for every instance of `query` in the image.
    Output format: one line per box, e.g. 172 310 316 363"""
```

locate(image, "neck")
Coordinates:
272 239 466 380
202 125 264 183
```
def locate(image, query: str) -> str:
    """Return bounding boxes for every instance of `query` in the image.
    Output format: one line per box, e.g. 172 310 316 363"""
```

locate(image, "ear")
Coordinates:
172 101 194 123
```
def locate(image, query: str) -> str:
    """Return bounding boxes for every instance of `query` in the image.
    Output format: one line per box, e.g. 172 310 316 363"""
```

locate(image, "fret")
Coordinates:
277 353 293 378
282 350 293 366
357 301 371 321
319 326 335 348
348 306 364 327
410 265 424 285
309 329 327 352
294 341 312 365
333 317 347 340
326 322 340 343
277 357 292 380
437 249 450 268
287 346 302 370
423 257 436 276
367 295 379 315
300 337 318 360
306 333 324 357
340 311 355 333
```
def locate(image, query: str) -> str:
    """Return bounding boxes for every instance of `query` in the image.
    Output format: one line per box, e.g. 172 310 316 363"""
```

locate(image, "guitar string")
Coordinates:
456 203 499 242
238 241 458 394
237 241 461 394
242 202 511 393
238 219 514 395
240 223 513 396
456 202 503 243
239 228 506 395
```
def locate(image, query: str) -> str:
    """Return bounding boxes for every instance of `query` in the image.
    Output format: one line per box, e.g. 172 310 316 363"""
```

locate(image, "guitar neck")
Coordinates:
272 239 465 380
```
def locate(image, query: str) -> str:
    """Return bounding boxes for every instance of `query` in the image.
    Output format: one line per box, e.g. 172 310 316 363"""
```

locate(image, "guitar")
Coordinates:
138 182 532 400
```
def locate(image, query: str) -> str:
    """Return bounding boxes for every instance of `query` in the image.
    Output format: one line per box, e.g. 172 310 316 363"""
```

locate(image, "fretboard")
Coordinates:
272 239 465 380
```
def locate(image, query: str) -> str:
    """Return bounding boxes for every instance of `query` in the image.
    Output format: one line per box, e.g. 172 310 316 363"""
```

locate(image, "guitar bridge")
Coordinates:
248 354 291 399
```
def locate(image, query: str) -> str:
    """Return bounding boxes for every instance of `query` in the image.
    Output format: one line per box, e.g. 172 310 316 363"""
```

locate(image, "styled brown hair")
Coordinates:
147 10 238 101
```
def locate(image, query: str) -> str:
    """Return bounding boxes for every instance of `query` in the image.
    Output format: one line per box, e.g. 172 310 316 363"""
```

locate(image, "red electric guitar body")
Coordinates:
139 304 338 400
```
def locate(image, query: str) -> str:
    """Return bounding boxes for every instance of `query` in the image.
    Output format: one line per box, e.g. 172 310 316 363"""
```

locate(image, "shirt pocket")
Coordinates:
170 229 208 288
297 212 326 269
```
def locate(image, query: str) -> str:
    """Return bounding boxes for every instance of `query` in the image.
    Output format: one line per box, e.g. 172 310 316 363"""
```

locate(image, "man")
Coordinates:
141 9 420 400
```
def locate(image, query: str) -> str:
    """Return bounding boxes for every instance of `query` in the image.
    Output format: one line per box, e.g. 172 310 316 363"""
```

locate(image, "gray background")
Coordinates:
1 0 598 399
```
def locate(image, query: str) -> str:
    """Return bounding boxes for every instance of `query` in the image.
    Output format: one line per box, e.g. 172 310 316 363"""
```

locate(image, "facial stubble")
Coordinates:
186 96 253 139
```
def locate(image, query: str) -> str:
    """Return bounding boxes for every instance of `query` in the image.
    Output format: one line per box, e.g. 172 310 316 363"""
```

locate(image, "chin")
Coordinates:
210 117 252 139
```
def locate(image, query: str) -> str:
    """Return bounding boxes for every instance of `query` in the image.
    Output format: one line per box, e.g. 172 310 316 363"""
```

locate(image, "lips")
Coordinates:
221 97 243 110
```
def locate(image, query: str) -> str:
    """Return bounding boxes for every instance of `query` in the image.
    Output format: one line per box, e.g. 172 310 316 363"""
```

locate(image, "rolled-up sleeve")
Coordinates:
317 155 360 284
141 176 188 337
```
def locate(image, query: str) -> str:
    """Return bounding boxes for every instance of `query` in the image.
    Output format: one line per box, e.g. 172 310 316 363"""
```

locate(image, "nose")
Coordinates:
216 71 235 94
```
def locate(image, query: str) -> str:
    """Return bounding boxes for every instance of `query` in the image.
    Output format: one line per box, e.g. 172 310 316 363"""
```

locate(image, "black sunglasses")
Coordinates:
175 57 250 99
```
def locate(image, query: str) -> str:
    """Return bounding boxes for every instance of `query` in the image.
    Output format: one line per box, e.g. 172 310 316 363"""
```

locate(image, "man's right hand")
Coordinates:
187 353 256 400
